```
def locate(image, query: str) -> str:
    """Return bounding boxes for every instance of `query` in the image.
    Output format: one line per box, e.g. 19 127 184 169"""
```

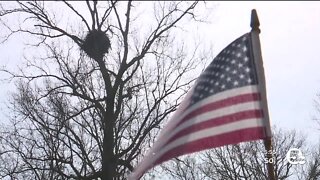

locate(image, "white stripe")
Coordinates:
153 118 263 166
173 85 259 129
159 118 264 157
166 101 261 145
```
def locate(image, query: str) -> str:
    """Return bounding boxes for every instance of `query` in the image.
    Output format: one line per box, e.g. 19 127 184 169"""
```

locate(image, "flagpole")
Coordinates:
250 9 276 180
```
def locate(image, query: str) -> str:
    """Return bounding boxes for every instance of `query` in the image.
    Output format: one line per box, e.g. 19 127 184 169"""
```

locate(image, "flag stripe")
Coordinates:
154 127 265 166
173 86 259 125
166 94 261 145
159 86 261 149
174 92 261 128
139 117 264 174
167 109 263 144
162 86 259 141
153 118 264 163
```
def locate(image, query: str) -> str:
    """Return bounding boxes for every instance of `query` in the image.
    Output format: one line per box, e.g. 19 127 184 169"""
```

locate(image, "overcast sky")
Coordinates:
1 1 320 147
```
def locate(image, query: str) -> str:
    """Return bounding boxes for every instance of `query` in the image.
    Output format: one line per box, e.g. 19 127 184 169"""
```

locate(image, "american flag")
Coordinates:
129 33 268 179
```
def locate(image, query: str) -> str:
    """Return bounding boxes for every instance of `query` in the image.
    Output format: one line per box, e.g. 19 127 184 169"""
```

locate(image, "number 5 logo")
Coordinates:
286 148 306 165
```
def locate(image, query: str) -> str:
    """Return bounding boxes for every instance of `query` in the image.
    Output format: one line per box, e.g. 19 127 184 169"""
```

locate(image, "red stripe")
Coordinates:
154 127 266 166
166 109 263 144
175 93 261 128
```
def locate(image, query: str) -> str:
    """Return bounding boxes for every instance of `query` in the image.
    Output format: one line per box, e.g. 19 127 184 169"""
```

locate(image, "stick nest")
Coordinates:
81 30 111 60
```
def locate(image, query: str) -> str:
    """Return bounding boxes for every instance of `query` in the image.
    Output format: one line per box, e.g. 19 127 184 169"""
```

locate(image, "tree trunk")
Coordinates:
102 104 116 180
95 54 116 180
102 127 115 180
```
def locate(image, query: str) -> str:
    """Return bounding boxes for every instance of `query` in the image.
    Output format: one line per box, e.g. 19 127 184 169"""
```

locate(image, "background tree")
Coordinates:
160 157 206 180
0 1 212 179
295 144 320 180
299 94 320 180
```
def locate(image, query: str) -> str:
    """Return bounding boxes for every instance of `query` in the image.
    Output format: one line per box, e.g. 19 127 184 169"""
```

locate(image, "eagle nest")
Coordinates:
81 30 111 60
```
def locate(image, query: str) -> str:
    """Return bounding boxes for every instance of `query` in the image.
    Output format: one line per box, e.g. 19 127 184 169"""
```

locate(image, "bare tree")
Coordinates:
300 89 320 179
313 93 320 130
0 1 211 179
306 146 320 180
296 143 320 180
160 157 206 180
161 127 307 180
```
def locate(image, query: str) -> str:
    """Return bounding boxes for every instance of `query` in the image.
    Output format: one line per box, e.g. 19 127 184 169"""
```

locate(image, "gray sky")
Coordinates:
0 1 319 151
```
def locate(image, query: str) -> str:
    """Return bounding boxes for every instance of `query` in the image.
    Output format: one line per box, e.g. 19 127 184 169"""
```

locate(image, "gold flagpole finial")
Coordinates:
251 9 260 33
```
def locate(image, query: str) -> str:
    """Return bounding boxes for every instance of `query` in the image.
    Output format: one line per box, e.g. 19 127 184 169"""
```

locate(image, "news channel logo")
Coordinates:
264 148 306 165
286 148 305 165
